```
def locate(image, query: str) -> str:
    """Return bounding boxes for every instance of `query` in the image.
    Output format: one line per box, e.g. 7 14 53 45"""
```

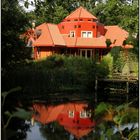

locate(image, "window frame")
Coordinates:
69 31 75 37
81 31 93 38
69 111 74 118
80 110 92 118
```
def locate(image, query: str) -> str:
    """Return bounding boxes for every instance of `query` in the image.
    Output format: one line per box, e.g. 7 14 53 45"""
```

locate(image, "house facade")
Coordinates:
23 6 132 60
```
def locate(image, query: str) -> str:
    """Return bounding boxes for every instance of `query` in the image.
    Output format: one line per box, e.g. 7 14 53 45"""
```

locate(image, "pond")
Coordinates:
3 100 138 140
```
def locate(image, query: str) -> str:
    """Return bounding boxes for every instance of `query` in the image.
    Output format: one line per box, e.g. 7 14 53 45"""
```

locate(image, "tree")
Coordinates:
2 0 31 72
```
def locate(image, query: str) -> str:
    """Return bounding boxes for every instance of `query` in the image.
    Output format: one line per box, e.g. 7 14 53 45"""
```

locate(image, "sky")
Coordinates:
19 0 35 12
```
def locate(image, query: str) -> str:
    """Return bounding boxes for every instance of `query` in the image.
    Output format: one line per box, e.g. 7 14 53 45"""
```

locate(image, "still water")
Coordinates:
15 101 138 140
27 102 96 140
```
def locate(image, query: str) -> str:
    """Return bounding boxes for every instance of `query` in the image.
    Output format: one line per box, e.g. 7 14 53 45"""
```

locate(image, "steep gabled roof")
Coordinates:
33 23 54 46
33 23 65 47
47 23 65 46
64 6 97 20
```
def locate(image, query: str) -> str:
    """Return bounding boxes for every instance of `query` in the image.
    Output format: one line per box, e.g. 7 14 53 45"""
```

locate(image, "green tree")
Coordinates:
2 0 31 72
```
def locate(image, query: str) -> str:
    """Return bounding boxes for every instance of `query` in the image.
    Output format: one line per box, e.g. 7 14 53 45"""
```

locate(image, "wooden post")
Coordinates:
95 77 98 103
126 81 129 102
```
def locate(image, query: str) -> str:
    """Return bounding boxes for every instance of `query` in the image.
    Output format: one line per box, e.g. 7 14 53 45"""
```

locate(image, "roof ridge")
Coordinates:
46 23 55 46
79 6 82 19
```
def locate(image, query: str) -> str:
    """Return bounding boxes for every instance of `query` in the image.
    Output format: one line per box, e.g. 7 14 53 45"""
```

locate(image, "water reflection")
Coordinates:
31 102 96 139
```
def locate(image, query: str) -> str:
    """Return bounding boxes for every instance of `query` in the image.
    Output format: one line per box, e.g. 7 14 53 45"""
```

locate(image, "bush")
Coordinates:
2 55 109 96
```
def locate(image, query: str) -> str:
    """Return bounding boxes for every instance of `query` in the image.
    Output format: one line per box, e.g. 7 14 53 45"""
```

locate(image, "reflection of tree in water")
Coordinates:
7 118 30 140
39 122 69 140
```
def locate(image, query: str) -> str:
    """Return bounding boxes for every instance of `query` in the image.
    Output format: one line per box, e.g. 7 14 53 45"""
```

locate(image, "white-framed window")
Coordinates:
81 31 92 38
69 31 75 37
80 111 87 118
86 110 92 118
80 111 92 118
69 111 74 118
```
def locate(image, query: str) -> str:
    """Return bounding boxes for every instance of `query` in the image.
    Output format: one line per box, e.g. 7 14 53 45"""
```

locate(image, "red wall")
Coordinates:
58 20 105 38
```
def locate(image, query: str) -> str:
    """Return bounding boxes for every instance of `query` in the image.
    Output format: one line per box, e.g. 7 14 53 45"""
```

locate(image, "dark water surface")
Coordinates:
5 99 138 140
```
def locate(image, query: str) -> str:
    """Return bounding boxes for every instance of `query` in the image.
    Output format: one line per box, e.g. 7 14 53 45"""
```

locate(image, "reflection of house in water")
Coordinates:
32 103 96 139
21 6 133 60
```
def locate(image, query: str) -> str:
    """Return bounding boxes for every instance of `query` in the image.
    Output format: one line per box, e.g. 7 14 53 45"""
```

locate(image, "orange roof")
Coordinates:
63 36 107 48
47 23 65 46
76 36 107 48
64 6 97 20
33 23 65 47
32 104 64 124
105 26 129 47
60 103 88 113
33 23 54 46
32 103 88 124
63 36 77 47
22 6 133 50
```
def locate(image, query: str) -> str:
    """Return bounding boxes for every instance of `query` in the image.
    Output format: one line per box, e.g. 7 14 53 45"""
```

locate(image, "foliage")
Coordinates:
106 39 112 48
2 0 32 72
2 55 109 96
2 87 31 128
109 46 138 75
102 53 113 76
93 101 138 140
39 122 69 140
2 87 32 140
109 47 127 73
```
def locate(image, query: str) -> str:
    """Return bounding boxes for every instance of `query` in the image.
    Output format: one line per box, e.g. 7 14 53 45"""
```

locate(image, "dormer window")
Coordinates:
81 31 92 38
70 31 75 37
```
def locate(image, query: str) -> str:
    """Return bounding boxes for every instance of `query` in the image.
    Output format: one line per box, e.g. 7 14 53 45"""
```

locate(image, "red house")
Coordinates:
23 6 132 60
32 103 96 139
